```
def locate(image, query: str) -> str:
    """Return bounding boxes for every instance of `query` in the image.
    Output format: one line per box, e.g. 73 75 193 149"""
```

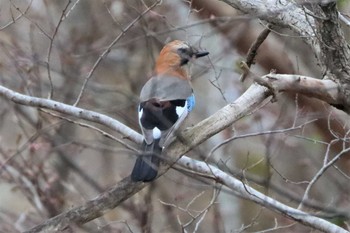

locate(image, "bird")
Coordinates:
131 40 209 182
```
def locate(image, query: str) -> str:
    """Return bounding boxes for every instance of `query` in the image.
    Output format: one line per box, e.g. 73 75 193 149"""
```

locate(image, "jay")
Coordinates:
131 40 209 182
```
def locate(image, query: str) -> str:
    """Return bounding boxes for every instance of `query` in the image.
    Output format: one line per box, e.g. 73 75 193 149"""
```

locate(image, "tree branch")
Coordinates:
73 0 161 106
240 24 272 82
0 83 345 232
220 0 318 51
262 73 340 105
221 0 350 111
177 157 349 233
0 85 142 143
313 2 350 111
25 177 147 232
0 82 268 232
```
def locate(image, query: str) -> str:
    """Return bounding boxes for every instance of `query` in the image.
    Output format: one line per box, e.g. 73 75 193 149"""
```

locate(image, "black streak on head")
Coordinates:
177 47 209 66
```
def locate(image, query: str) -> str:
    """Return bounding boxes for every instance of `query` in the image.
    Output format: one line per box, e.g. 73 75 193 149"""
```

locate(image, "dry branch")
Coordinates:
0 85 142 143
25 177 147 233
240 25 272 82
1 2 348 228
222 0 350 111
312 2 350 111
0 82 346 232
262 73 340 105
1 0 350 232
178 156 349 233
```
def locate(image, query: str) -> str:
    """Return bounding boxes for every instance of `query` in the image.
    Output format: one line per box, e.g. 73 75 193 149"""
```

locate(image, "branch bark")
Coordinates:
220 0 318 51
25 177 147 232
0 85 142 144
0 82 344 232
313 2 350 111
178 157 349 233
2 0 350 232
16 83 268 232
221 0 350 111
261 73 340 105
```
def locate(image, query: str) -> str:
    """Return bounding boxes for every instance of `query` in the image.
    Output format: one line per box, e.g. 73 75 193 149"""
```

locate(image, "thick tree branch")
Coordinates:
2 0 350 232
221 0 350 111
313 2 350 111
18 84 269 232
262 73 340 105
220 0 318 52
25 177 147 232
0 83 345 232
0 85 142 144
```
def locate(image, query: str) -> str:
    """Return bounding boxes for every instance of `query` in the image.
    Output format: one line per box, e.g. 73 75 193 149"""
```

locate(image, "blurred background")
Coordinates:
0 0 350 232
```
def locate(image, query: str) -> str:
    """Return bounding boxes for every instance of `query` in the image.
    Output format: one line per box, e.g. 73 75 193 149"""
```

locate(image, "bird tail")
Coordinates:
131 139 162 182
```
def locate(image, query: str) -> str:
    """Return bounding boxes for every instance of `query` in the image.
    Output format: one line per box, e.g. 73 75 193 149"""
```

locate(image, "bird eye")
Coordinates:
177 47 188 54
177 47 193 66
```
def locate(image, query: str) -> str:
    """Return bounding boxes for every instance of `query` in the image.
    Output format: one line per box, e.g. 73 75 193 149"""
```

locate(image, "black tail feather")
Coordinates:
131 139 162 182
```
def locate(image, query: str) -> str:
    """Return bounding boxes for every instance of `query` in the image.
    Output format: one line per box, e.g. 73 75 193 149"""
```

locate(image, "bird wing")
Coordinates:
138 105 153 145
138 94 195 147
161 94 195 148
138 75 195 146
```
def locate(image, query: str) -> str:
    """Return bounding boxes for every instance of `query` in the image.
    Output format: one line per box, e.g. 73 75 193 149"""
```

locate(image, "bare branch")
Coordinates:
222 0 350 111
298 147 350 210
40 109 138 152
262 73 340 105
0 85 142 143
0 0 34 30
207 119 317 160
240 24 272 82
73 0 161 106
178 156 348 233
6 82 267 231
220 0 317 49
46 0 72 99
24 177 147 233
0 82 343 232
312 2 350 111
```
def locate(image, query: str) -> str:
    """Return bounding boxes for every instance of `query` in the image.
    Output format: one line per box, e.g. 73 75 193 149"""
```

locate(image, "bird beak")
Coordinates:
194 51 209 58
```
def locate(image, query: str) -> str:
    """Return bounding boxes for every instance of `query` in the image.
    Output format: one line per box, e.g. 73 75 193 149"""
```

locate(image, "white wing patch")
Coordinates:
138 108 143 120
153 127 161 139
138 96 194 147
175 101 187 117
161 100 190 148
138 107 153 144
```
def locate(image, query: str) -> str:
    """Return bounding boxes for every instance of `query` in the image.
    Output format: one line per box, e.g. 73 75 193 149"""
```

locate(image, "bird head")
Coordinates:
155 40 209 80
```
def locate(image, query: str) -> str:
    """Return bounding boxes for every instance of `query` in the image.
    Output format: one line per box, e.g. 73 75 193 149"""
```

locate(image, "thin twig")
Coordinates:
241 63 278 100
40 109 138 152
9 1 51 39
207 119 317 160
178 156 348 233
73 0 161 106
46 0 72 99
298 147 350 210
240 24 272 82
0 0 34 30
70 15 249 59
24 177 147 233
0 85 143 143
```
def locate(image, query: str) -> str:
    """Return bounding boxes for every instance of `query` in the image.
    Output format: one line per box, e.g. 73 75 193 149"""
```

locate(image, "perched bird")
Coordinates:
131 40 209 182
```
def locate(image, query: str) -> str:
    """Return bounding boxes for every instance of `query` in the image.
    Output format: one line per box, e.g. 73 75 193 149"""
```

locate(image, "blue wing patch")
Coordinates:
186 94 195 112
